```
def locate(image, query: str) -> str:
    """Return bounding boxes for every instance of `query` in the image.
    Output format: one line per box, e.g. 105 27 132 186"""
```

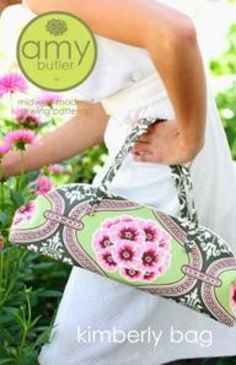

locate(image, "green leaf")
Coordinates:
0 212 9 226
9 191 25 209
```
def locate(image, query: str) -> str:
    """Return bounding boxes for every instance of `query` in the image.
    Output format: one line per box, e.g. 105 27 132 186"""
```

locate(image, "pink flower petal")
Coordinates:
37 93 61 107
36 176 53 195
0 142 11 157
4 130 36 147
0 73 28 96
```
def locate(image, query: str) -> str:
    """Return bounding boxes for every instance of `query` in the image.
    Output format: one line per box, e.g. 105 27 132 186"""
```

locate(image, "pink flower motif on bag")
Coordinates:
119 267 143 281
93 229 114 252
92 215 172 282
135 242 165 272
230 282 236 313
109 220 146 245
13 201 36 226
112 241 143 269
102 215 134 230
140 220 164 243
97 248 118 272
142 270 158 282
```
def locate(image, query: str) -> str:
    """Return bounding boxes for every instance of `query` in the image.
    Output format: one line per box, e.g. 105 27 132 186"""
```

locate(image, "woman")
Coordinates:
1 0 236 364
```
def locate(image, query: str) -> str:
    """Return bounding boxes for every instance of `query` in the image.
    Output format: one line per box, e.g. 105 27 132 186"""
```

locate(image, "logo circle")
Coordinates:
17 12 97 92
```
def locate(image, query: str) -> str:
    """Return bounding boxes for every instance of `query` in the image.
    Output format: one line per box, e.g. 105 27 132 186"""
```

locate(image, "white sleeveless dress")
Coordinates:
2 2 236 365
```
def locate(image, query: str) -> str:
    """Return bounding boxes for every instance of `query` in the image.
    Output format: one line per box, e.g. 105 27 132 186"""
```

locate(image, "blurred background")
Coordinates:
0 1 235 364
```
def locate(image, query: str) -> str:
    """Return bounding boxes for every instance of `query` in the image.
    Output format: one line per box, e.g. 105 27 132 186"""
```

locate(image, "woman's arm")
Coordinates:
1 102 109 178
25 0 207 157
0 0 21 13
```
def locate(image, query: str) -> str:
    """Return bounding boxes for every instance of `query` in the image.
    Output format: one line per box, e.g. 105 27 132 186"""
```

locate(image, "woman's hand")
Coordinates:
131 119 204 165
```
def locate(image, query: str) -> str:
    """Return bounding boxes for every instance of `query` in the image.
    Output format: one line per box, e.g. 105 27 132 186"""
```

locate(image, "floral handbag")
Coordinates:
9 116 236 327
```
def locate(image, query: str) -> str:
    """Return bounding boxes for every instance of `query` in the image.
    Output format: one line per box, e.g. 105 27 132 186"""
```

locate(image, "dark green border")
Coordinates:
16 11 98 92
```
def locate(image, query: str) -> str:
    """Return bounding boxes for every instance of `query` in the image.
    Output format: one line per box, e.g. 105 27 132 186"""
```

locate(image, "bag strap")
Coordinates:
89 117 199 251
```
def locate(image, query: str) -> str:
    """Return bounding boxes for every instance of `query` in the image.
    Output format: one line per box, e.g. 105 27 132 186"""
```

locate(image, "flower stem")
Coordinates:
0 250 4 307
0 162 5 209
16 150 25 193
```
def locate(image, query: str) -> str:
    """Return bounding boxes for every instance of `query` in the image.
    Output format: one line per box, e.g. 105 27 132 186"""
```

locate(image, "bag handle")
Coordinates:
89 117 199 251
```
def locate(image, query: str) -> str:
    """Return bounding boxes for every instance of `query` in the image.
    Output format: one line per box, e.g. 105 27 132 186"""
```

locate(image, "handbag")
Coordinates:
9 116 236 327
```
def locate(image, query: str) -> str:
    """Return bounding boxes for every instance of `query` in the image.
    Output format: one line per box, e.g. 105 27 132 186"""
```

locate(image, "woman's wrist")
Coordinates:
179 126 205 161
0 151 20 179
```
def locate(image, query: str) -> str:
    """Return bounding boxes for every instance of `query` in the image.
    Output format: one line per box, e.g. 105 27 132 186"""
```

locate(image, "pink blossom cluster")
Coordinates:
92 215 172 282
0 130 36 157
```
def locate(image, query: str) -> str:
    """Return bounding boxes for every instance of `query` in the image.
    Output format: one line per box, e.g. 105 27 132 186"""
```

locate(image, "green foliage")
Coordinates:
210 24 236 76
210 23 236 160
0 246 70 364
214 82 236 159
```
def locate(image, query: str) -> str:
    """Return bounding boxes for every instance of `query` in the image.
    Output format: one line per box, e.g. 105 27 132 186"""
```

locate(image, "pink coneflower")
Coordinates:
230 282 236 314
37 93 61 107
93 229 114 252
4 130 36 150
97 248 118 272
0 73 28 97
36 175 53 195
13 108 42 129
0 141 11 158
